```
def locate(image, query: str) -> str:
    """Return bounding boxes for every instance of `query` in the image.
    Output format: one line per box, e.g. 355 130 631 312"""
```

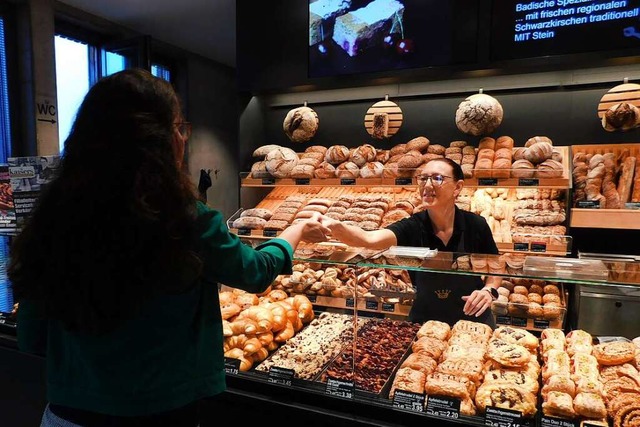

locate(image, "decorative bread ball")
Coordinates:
265 147 299 178
456 93 503 136
283 106 318 143
350 144 377 167
325 145 350 165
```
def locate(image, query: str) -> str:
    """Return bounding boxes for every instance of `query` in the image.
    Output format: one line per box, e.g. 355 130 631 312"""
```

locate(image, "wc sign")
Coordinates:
36 97 57 124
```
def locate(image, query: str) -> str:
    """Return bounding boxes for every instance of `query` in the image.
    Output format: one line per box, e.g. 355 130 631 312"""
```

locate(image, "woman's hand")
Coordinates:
298 212 331 243
461 289 493 317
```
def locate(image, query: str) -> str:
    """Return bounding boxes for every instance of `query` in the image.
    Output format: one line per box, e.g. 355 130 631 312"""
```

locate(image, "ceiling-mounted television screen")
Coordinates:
491 0 640 61
308 0 480 78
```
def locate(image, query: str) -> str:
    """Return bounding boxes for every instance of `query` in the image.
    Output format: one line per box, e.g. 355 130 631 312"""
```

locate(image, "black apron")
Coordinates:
408 229 495 327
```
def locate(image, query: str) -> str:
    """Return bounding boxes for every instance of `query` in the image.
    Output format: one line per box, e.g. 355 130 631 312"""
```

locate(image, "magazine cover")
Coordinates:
8 156 60 229
0 165 16 233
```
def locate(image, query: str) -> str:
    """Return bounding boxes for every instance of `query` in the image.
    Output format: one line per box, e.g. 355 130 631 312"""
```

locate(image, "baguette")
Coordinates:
617 156 637 204
632 160 640 202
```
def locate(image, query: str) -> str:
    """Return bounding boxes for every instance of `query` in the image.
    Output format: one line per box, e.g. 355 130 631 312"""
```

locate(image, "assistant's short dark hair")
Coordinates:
431 157 464 181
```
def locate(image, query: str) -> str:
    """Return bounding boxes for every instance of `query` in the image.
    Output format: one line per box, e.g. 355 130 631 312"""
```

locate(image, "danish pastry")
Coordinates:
436 358 484 384
429 372 477 397
542 349 571 381
425 374 470 400
484 369 539 394
541 328 566 342
475 383 537 417
487 339 532 368
452 320 492 341
417 320 451 341
492 326 539 351
542 374 576 399
593 341 636 366
400 352 438 376
442 344 487 362
575 377 604 397
389 367 426 399
412 336 447 360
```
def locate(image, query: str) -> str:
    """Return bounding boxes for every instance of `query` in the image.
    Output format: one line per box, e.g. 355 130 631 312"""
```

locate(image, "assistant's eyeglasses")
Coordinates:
416 173 452 187
174 122 192 140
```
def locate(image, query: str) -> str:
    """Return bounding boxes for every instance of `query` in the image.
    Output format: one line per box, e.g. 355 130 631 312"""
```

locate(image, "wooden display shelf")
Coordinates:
310 295 411 317
496 242 570 256
570 208 640 230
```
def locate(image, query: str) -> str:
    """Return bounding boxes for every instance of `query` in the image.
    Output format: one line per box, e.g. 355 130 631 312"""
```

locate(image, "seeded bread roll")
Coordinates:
389 143 408 157
325 145 350 165
461 163 474 178
241 208 273 220
450 140 467 148
232 216 266 230
398 150 423 169
406 136 430 152
427 144 446 155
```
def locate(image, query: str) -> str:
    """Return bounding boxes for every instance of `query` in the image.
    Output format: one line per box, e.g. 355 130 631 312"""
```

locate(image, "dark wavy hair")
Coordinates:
8 69 201 335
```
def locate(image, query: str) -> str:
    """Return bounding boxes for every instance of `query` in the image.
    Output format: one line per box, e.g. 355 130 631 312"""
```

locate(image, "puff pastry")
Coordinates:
484 369 539 395
417 320 451 341
436 358 484 384
475 383 537 417
571 353 599 383
442 344 486 362
542 391 576 418
389 367 426 399
425 374 470 401
400 352 437 376
542 349 571 381
542 374 576 399
412 336 447 361
573 392 607 419
575 377 604 397
541 328 566 342
451 320 492 341
429 372 477 397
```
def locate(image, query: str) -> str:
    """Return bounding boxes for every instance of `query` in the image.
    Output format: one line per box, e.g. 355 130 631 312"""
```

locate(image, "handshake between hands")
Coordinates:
297 212 342 243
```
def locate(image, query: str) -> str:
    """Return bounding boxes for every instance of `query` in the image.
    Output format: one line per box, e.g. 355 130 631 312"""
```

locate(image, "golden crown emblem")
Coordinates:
434 289 451 299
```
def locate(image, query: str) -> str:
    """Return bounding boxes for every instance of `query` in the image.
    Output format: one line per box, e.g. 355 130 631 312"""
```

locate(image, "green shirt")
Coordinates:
17 202 293 416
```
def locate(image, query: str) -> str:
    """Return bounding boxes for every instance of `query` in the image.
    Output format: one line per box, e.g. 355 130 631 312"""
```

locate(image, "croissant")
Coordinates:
224 334 247 353
243 337 262 356
291 295 315 323
235 292 259 309
220 302 241 320
264 302 287 331
222 320 233 337
237 306 274 333
218 291 235 305
256 331 274 347
224 348 253 372
274 320 295 342
227 318 258 336
250 347 269 363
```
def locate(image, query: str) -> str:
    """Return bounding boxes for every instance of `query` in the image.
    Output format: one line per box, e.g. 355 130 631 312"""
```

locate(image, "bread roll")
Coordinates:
536 159 564 179
495 136 514 150
265 147 299 178
360 161 384 178
524 142 553 164
427 144 446 155
252 144 281 158
525 136 552 148
479 137 496 150
335 161 360 179
511 159 535 178
389 143 407 157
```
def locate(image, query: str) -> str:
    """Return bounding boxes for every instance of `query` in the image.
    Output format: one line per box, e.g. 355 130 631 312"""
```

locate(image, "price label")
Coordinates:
236 228 251 236
531 243 547 253
513 243 529 252
294 178 310 185
268 366 294 387
425 396 460 420
625 202 640 210
576 200 601 209
262 229 278 237
392 390 425 413
340 178 356 185
382 302 395 312
261 178 275 185
325 377 354 399
307 294 317 303
534 319 551 329
518 178 539 187
365 300 379 310
395 178 413 185
541 416 579 427
224 357 240 375
478 178 498 186
511 317 527 327
496 315 511 325
485 406 524 427
345 298 355 308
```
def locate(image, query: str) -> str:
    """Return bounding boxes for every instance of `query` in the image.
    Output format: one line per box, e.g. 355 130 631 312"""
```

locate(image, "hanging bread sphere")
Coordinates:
283 106 319 143
602 102 639 132
455 93 504 136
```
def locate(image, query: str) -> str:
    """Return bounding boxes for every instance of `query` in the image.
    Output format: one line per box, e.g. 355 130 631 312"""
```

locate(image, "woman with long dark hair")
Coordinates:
9 69 329 426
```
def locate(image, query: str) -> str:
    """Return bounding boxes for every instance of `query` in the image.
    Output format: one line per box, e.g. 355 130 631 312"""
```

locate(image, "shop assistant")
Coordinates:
321 158 500 326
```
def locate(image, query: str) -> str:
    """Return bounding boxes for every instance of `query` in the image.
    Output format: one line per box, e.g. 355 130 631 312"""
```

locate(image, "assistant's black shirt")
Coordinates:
386 206 499 255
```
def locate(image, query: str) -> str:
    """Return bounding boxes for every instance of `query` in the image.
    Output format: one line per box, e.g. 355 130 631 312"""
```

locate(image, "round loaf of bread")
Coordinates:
382 162 399 178
536 159 564 179
314 161 336 179
398 150 423 169
350 144 377 167
265 147 299 178
289 164 315 179
335 161 360 179
524 141 553 164
250 161 271 178
304 145 327 155
512 147 526 161
511 159 535 178
551 149 563 163
525 135 553 148
283 106 318 143
252 144 281 158
360 161 384 178
300 151 325 161
297 157 322 167
324 145 350 165
375 149 390 164
406 136 430 152
455 93 504 136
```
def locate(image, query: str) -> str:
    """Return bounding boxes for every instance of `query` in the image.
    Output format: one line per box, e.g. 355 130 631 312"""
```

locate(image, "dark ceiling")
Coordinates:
57 0 236 68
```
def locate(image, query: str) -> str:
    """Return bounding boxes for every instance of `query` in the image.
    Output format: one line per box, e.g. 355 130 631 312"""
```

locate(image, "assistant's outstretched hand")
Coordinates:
461 289 493 317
